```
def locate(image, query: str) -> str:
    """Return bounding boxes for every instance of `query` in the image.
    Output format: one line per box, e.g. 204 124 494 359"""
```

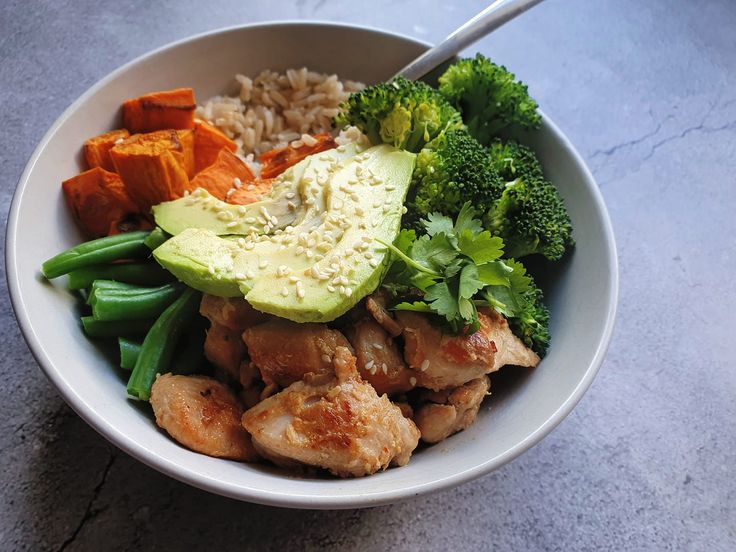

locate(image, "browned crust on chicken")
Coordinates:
242 347 419 477
150 374 257 461
242 319 352 388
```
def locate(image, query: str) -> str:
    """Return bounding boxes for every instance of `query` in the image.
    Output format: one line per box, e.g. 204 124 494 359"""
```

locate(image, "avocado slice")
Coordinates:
152 144 359 236
154 145 416 323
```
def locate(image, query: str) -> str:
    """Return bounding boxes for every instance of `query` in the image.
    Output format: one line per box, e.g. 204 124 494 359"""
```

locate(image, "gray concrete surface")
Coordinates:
1 0 735 550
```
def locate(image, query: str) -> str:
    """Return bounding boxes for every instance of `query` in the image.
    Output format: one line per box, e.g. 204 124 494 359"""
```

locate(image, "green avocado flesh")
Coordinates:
153 144 416 322
152 143 359 236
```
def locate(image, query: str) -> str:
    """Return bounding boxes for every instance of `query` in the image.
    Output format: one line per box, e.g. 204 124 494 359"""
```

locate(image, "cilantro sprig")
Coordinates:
379 202 534 335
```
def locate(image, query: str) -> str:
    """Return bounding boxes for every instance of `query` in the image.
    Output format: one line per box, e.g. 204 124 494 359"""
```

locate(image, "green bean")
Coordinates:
81 317 154 338
127 288 201 400
118 338 142 370
143 227 170 250
91 282 184 321
42 231 151 279
68 262 173 290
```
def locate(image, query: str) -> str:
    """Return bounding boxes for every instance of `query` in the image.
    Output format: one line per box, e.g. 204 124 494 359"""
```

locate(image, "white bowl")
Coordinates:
5 22 618 509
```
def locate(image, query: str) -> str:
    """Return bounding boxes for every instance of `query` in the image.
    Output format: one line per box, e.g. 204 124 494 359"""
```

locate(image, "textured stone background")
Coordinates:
1 0 735 550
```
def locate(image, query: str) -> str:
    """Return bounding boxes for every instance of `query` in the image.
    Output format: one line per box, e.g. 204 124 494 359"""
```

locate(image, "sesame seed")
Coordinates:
327 285 336 293
385 184 396 191
259 260 269 269
245 242 255 250
285 192 295 199
280 287 289 297
381 363 388 375
247 184 256 191
409 377 417 386
207 265 215 275
321 354 331 363
373 343 384 350
420 359 430 372
289 275 299 283
233 177 242 188
345 287 353 297
369 259 379 268
306 250 313 258
297 288 306 299
245 217 256 224
245 270 255 279
364 360 375 370
235 272 246 280
296 245 304 255
226 221 238 228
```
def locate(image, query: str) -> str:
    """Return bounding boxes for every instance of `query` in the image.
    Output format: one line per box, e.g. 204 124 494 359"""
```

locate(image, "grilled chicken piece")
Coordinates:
397 311 496 391
242 347 420 477
479 308 541 370
397 310 539 391
203 322 246 380
365 292 402 337
414 376 490 443
199 294 267 330
243 319 352 388
344 318 414 396
150 374 257 461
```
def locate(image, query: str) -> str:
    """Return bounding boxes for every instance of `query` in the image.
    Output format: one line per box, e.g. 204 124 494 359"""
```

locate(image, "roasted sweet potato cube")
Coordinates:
62 167 138 238
122 88 196 133
110 130 193 212
258 133 336 179
194 119 238 173
190 149 255 201
83 129 130 172
226 178 275 205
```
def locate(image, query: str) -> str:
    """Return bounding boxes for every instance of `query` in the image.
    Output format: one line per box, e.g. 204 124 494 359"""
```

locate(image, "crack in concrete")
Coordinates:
642 117 736 162
55 452 115 552
591 113 671 159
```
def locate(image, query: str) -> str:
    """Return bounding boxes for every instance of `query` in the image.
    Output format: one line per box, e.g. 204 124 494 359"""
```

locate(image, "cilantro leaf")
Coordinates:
393 301 435 313
423 212 454 236
425 281 459 321
477 260 513 286
457 229 504 264
458 263 484 299
453 202 484 235
411 233 458 271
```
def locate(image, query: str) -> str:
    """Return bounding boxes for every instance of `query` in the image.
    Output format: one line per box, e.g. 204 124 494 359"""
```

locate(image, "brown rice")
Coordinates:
196 67 364 158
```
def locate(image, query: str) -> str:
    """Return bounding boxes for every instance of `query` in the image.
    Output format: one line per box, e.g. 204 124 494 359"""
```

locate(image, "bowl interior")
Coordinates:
6 23 617 509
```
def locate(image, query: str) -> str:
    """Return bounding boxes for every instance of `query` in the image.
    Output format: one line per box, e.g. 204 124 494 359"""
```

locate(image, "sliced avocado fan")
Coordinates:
153 144 416 323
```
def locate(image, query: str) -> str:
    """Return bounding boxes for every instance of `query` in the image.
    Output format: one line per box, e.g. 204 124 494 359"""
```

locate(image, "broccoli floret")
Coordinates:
509 285 551 357
334 77 462 153
486 140 573 261
404 128 504 230
438 54 541 146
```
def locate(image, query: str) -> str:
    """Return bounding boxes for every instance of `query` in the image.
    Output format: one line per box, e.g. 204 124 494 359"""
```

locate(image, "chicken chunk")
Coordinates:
365 292 402 337
344 318 414 396
203 322 246 380
414 376 490 443
480 308 541 370
242 347 420 477
397 311 497 391
243 319 352 388
150 374 257 461
397 310 539 391
199 294 267 330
